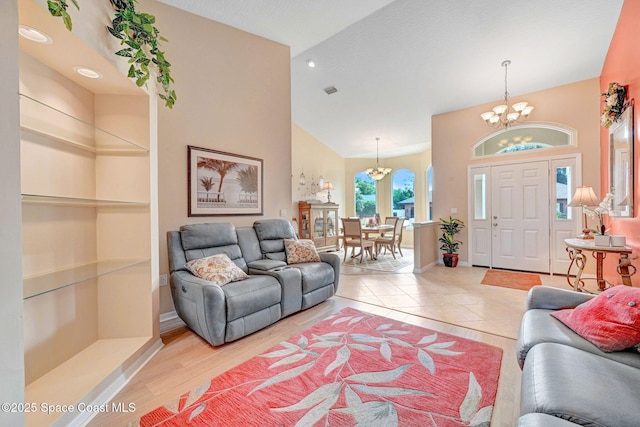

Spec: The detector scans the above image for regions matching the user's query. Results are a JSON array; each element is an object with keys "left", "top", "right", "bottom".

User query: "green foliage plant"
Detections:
[
  {"left": 46, "top": 0, "right": 176, "bottom": 109},
  {"left": 438, "top": 216, "right": 465, "bottom": 254},
  {"left": 47, "top": 0, "right": 78, "bottom": 30}
]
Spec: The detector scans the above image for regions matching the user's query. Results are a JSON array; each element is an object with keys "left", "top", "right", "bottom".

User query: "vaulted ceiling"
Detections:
[{"left": 159, "top": 0, "right": 624, "bottom": 158}]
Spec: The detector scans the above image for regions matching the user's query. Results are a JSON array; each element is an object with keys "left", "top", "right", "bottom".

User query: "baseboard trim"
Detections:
[
  {"left": 160, "top": 310, "right": 179, "bottom": 323},
  {"left": 413, "top": 261, "right": 437, "bottom": 273}
]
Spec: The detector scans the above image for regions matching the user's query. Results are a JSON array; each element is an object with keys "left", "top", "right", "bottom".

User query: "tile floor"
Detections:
[{"left": 335, "top": 248, "right": 569, "bottom": 339}]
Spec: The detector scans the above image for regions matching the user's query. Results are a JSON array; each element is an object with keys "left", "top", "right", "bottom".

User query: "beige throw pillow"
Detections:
[
  {"left": 284, "top": 239, "right": 321, "bottom": 264},
  {"left": 185, "top": 253, "right": 248, "bottom": 286}
]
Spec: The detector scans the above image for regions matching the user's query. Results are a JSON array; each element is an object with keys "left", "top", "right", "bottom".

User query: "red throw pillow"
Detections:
[{"left": 551, "top": 286, "right": 640, "bottom": 352}]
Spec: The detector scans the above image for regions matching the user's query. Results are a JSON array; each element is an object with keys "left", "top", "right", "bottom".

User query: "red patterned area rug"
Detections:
[
  {"left": 481, "top": 269, "right": 542, "bottom": 291},
  {"left": 140, "top": 307, "right": 503, "bottom": 426}
]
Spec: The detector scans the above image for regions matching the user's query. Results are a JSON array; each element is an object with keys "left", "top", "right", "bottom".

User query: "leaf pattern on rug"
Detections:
[
  {"left": 248, "top": 360, "right": 316, "bottom": 395},
  {"left": 248, "top": 314, "right": 478, "bottom": 425},
  {"left": 335, "top": 400, "right": 399, "bottom": 426},
  {"left": 459, "top": 372, "right": 494, "bottom": 426},
  {"left": 140, "top": 307, "right": 503, "bottom": 427}
]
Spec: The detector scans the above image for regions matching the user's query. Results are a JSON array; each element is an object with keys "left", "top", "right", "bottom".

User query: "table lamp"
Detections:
[
  {"left": 322, "top": 181, "right": 335, "bottom": 203},
  {"left": 568, "top": 186, "right": 600, "bottom": 239}
]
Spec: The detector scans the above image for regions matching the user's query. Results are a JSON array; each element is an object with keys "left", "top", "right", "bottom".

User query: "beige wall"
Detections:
[
  {"left": 291, "top": 123, "right": 346, "bottom": 218},
  {"left": 141, "top": 2, "right": 293, "bottom": 315},
  {"left": 413, "top": 222, "right": 440, "bottom": 271},
  {"left": 432, "top": 78, "right": 602, "bottom": 264}
]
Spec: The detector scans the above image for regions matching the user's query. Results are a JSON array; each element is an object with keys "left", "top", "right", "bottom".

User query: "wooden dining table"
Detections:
[{"left": 362, "top": 224, "right": 394, "bottom": 239}]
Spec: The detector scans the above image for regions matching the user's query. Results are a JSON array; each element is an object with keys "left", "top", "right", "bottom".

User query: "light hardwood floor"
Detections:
[{"left": 90, "top": 254, "right": 569, "bottom": 426}]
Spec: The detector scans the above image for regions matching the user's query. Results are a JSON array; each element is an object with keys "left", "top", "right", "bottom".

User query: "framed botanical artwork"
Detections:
[{"left": 188, "top": 145, "right": 263, "bottom": 216}]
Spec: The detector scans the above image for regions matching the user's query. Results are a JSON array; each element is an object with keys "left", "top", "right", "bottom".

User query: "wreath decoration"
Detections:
[{"left": 600, "top": 82, "right": 627, "bottom": 127}]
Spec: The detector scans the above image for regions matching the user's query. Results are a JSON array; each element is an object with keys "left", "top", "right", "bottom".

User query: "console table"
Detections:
[{"left": 564, "top": 238, "right": 635, "bottom": 293}]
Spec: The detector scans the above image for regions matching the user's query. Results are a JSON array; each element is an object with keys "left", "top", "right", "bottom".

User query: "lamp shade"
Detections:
[
  {"left": 322, "top": 181, "right": 335, "bottom": 191},
  {"left": 568, "top": 186, "right": 600, "bottom": 207}
]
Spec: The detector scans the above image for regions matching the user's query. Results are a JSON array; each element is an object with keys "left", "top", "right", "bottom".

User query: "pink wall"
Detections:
[{"left": 600, "top": 0, "right": 640, "bottom": 286}]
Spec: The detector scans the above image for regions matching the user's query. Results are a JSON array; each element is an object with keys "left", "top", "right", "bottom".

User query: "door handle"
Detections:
[
  {"left": 493, "top": 216, "right": 498, "bottom": 219},
  {"left": 493, "top": 223, "right": 498, "bottom": 227}
]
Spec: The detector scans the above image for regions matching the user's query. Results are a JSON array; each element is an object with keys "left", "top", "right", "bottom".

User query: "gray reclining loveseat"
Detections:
[
  {"left": 167, "top": 219, "right": 340, "bottom": 346},
  {"left": 515, "top": 286, "right": 640, "bottom": 426}
]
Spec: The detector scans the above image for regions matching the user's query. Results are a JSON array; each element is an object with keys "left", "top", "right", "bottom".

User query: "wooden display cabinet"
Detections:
[{"left": 298, "top": 202, "right": 339, "bottom": 252}]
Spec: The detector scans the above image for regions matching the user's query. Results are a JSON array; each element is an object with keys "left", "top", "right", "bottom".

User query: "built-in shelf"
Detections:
[
  {"left": 21, "top": 193, "right": 149, "bottom": 207},
  {"left": 19, "top": 93, "right": 148, "bottom": 154},
  {"left": 23, "top": 259, "right": 150, "bottom": 300},
  {"left": 25, "top": 337, "right": 152, "bottom": 427},
  {"left": 18, "top": 5, "right": 155, "bottom": 422}
]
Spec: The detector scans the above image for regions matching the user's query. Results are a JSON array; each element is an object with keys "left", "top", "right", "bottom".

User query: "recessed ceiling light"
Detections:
[
  {"left": 18, "top": 25, "right": 52, "bottom": 44},
  {"left": 74, "top": 66, "right": 103, "bottom": 79},
  {"left": 306, "top": 59, "right": 316, "bottom": 68}
]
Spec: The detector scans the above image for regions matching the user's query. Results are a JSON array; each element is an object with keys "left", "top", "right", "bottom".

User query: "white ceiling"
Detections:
[{"left": 158, "top": 0, "right": 623, "bottom": 158}]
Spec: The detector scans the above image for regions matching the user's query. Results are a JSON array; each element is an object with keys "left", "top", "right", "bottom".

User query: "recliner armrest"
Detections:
[
  {"left": 319, "top": 253, "right": 341, "bottom": 291},
  {"left": 526, "top": 286, "right": 595, "bottom": 310},
  {"left": 170, "top": 270, "right": 227, "bottom": 346}
]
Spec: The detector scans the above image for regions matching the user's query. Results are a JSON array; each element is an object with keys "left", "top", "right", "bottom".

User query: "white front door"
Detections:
[{"left": 491, "top": 161, "right": 550, "bottom": 272}]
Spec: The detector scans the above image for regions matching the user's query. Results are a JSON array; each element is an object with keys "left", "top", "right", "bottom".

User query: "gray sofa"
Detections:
[
  {"left": 167, "top": 219, "right": 340, "bottom": 346},
  {"left": 515, "top": 286, "right": 640, "bottom": 426}
]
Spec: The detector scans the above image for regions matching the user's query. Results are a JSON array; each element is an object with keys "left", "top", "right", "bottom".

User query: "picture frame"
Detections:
[{"left": 188, "top": 145, "right": 263, "bottom": 216}]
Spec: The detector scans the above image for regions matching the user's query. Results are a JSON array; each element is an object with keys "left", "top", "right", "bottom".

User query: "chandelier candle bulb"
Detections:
[
  {"left": 493, "top": 105, "right": 508, "bottom": 115},
  {"left": 513, "top": 102, "right": 528, "bottom": 112}
]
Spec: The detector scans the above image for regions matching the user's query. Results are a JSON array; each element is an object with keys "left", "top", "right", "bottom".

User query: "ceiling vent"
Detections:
[{"left": 324, "top": 86, "right": 338, "bottom": 95}]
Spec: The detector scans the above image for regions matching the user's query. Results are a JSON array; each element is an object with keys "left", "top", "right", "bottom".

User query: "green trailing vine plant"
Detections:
[
  {"left": 47, "top": 0, "right": 78, "bottom": 30},
  {"left": 46, "top": 0, "right": 176, "bottom": 108}
]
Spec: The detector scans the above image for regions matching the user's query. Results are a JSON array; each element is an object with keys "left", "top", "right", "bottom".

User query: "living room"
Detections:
[{"left": 2, "top": 1, "right": 639, "bottom": 426}]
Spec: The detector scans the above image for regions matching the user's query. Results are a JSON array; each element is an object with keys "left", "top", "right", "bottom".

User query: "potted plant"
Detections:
[{"left": 439, "top": 216, "right": 465, "bottom": 267}]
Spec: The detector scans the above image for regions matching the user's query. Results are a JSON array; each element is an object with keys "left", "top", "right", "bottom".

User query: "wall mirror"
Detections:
[{"left": 608, "top": 104, "right": 633, "bottom": 217}]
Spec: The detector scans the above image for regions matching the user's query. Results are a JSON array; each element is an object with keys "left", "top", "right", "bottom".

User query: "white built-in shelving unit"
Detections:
[{"left": 19, "top": 2, "right": 157, "bottom": 425}]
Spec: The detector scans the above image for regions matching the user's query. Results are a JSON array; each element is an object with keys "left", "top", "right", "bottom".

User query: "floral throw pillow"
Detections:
[
  {"left": 185, "top": 253, "right": 248, "bottom": 286},
  {"left": 284, "top": 239, "right": 321, "bottom": 264},
  {"left": 551, "top": 286, "right": 640, "bottom": 352}
]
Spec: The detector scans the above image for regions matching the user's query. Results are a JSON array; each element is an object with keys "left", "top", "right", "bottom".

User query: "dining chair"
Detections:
[
  {"left": 394, "top": 217, "right": 405, "bottom": 256},
  {"left": 341, "top": 218, "right": 375, "bottom": 263},
  {"left": 384, "top": 216, "right": 398, "bottom": 226},
  {"left": 374, "top": 216, "right": 397, "bottom": 256},
  {"left": 375, "top": 217, "right": 404, "bottom": 259},
  {"left": 338, "top": 217, "right": 362, "bottom": 249}
]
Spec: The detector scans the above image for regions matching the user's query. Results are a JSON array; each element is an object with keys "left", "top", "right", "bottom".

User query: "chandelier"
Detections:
[
  {"left": 481, "top": 60, "right": 534, "bottom": 128},
  {"left": 365, "top": 137, "right": 392, "bottom": 181}
]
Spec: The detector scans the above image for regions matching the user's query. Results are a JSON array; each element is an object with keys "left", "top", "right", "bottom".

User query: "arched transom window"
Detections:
[{"left": 473, "top": 124, "right": 575, "bottom": 157}]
